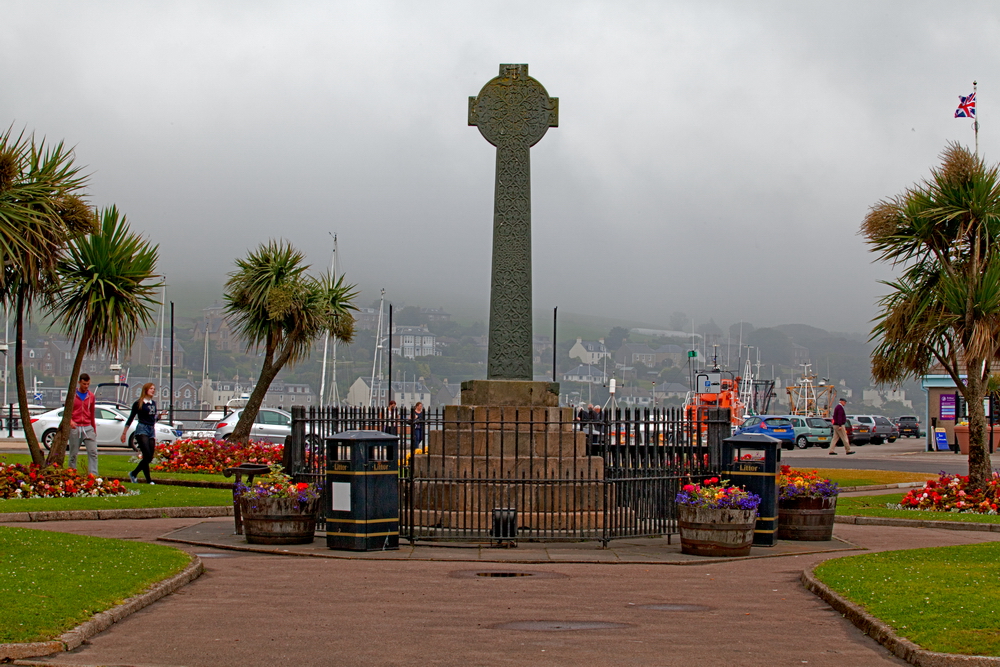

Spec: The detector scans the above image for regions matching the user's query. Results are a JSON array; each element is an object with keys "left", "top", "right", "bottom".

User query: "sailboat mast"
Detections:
[
  {"left": 369, "top": 289, "right": 385, "bottom": 406},
  {"left": 319, "top": 234, "right": 337, "bottom": 405}
]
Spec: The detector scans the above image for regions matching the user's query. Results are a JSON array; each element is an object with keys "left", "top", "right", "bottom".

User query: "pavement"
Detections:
[
  {"left": 778, "top": 435, "right": 1000, "bottom": 474},
  {"left": 6, "top": 516, "right": 1000, "bottom": 667}
]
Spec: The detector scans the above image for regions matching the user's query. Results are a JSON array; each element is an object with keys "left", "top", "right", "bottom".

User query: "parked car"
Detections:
[
  {"left": 846, "top": 417, "right": 870, "bottom": 446},
  {"left": 848, "top": 414, "right": 897, "bottom": 444},
  {"left": 214, "top": 408, "right": 294, "bottom": 444},
  {"left": 781, "top": 415, "right": 833, "bottom": 449},
  {"left": 735, "top": 415, "right": 797, "bottom": 449},
  {"left": 30, "top": 405, "right": 180, "bottom": 450},
  {"left": 895, "top": 415, "right": 921, "bottom": 438}
]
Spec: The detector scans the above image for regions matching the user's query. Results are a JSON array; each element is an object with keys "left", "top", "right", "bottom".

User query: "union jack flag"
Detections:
[{"left": 955, "top": 92, "right": 976, "bottom": 118}]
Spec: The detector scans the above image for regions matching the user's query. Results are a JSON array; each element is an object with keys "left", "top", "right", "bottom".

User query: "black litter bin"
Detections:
[
  {"left": 721, "top": 433, "right": 780, "bottom": 547},
  {"left": 326, "top": 430, "right": 399, "bottom": 551}
]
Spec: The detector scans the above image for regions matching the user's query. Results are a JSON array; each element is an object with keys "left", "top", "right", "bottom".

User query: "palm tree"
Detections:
[
  {"left": 224, "top": 240, "right": 357, "bottom": 443},
  {"left": 0, "top": 129, "right": 94, "bottom": 464},
  {"left": 862, "top": 142, "right": 1000, "bottom": 489},
  {"left": 45, "top": 206, "right": 160, "bottom": 466}
]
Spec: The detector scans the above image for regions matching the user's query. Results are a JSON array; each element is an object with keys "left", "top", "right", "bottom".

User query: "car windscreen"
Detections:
[
  {"left": 807, "top": 418, "right": 828, "bottom": 428},
  {"left": 874, "top": 417, "right": 892, "bottom": 426},
  {"left": 763, "top": 418, "right": 791, "bottom": 427}
]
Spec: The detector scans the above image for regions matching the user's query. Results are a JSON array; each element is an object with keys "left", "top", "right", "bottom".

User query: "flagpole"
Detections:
[{"left": 974, "top": 80, "right": 979, "bottom": 157}]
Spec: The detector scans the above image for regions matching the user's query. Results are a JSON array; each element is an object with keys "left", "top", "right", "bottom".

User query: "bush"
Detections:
[
  {"left": 897, "top": 471, "right": 1000, "bottom": 513},
  {"left": 153, "top": 438, "right": 283, "bottom": 474},
  {"left": 0, "top": 462, "right": 131, "bottom": 499}
]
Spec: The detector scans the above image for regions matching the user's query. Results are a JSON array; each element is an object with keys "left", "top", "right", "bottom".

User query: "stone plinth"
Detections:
[
  {"left": 409, "top": 397, "right": 612, "bottom": 534},
  {"left": 460, "top": 379, "right": 559, "bottom": 407}
]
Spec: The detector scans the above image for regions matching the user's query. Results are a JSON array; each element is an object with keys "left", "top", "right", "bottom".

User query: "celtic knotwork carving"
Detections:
[{"left": 469, "top": 64, "right": 558, "bottom": 380}]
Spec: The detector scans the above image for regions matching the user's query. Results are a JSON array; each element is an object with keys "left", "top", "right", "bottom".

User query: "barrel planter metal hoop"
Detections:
[
  {"left": 677, "top": 506, "right": 757, "bottom": 557},
  {"left": 777, "top": 496, "right": 837, "bottom": 541},
  {"left": 239, "top": 496, "right": 320, "bottom": 545}
]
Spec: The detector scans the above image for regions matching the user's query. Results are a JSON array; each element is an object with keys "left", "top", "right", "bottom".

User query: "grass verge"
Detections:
[
  {"left": 837, "top": 493, "right": 1000, "bottom": 524},
  {"left": 0, "top": 526, "right": 191, "bottom": 643},
  {"left": 814, "top": 542, "right": 1000, "bottom": 656},
  {"left": 0, "top": 483, "right": 231, "bottom": 513},
  {"left": 807, "top": 468, "right": 935, "bottom": 488},
  {"left": 0, "top": 452, "right": 229, "bottom": 484}
]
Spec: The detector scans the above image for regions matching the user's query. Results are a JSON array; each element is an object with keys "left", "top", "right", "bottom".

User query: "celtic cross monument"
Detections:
[{"left": 469, "top": 64, "right": 558, "bottom": 381}]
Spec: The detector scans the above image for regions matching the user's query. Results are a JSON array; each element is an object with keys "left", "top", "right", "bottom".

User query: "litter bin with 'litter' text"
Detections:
[
  {"left": 721, "top": 433, "right": 780, "bottom": 547},
  {"left": 326, "top": 430, "right": 399, "bottom": 551}
]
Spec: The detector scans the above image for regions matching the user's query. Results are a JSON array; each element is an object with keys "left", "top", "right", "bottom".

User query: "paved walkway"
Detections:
[{"left": 8, "top": 516, "right": 1000, "bottom": 667}]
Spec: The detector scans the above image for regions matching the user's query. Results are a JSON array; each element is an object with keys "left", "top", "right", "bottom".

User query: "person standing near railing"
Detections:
[
  {"left": 122, "top": 382, "right": 159, "bottom": 483},
  {"left": 410, "top": 401, "right": 425, "bottom": 451}
]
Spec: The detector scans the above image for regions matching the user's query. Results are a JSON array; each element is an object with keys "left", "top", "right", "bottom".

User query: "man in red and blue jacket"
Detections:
[{"left": 68, "top": 373, "right": 99, "bottom": 475}]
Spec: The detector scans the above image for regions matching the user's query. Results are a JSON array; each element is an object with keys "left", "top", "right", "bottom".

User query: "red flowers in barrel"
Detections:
[{"left": 676, "top": 476, "right": 761, "bottom": 510}]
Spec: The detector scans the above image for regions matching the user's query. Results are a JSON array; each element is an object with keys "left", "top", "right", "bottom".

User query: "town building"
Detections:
[
  {"left": 568, "top": 338, "right": 609, "bottom": 365},
  {"left": 347, "top": 377, "right": 432, "bottom": 408},
  {"left": 563, "top": 364, "right": 607, "bottom": 385},
  {"left": 391, "top": 325, "right": 437, "bottom": 359}
]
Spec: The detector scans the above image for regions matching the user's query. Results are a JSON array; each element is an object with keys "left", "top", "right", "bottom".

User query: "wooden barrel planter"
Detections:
[
  {"left": 239, "top": 496, "right": 320, "bottom": 545},
  {"left": 777, "top": 496, "right": 837, "bottom": 541},
  {"left": 677, "top": 506, "right": 757, "bottom": 557}
]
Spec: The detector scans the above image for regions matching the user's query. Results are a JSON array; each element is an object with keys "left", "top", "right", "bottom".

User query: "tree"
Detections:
[
  {"left": 606, "top": 326, "right": 629, "bottom": 351},
  {"left": 224, "top": 240, "right": 357, "bottom": 443},
  {"left": 862, "top": 143, "right": 1000, "bottom": 489},
  {"left": 45, "top": 206, "right": 160, "bottom": 465},
  {"left": 0, "top": 130, "right": 94, "bottom": 464}
]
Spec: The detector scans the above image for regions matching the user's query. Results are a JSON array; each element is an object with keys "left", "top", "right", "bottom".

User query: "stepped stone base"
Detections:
[{"left": 409, "top": 382, "right": 612, "bottom": 533}]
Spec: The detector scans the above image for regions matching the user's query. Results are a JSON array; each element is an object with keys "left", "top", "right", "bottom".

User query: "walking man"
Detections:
[
  {"left": 67, "top": 373, "right": 99, "bottom": 475},
  {"left": 829, "top": 397, "right": 854, "bottom": 455}
]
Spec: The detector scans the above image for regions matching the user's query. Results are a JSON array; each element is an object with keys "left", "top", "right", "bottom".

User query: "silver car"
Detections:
[
  {"left": 848, "top": 414, "right": 897, "bottom": 444},
  {"left": 214, "top": 408, "right": 293, "bottom": 444},
  {"left": 31, "top": 405, "right": 180, "bottom": 450}
]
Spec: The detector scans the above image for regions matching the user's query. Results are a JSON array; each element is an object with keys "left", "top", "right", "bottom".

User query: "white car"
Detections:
[
  {"left": 214, "top": 408, "right": 293, "bottom": 444},
  {"left": 30, "top": 405, "right": 180, "bottom": 450}
]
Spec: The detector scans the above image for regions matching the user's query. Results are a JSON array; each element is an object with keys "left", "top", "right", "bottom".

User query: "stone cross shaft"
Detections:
[{"left": 469, "top": 64, "right": 558, "bottom": 380}]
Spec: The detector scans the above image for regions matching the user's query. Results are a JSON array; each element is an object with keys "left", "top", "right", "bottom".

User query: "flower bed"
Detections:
[
  {"left": 896, "top": 471, "right": 1000, "bottom": 514},
  {"left": 0, "top": 462, "right": 131, "bottom": 499},
  {"left": 152, "top": 438, "right": 283, "bottom": 475},
  {"left": 778, "top": 465, "right": 839, "bottom": 500}
]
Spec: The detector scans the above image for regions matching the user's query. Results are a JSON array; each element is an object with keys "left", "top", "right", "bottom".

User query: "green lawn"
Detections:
[
  {"left": 837, "top": 493, "right": 1000, "bottom": 524},
  {"left": 810, "top": 468, "right": 935, "bottom": 488},
  {"left": 815, "top": 542, "right": 1000, "bottom": 656},
  {"left": 0, "top": 452, "right": 229, "bottom": 484},
  {"left": 0, "top": 526, "right": 191, "bottom": 643},
  {"left": 0, "top": 483, "right": 231, "bottom": 513}
]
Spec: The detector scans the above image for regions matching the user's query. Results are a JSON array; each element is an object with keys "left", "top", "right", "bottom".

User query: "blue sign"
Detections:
[
  {"left": 33, "top": 392, "right": 43, "bottom": 403},
  {"left": 934, "top": 429, "right": 951, "bottom": 451}
]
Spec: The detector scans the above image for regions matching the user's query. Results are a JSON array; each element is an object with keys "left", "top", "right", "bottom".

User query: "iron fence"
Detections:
[{"left": 287, "top": 404, "right": 728, "bottom": 546}]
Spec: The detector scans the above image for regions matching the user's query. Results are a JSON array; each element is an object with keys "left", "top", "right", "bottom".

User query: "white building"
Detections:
[
  {"left": 568, "top": 338, "right": 609, "bottom": 365},
  {"left": 391, "top": 326, "right": 437, "bottom": 359},
  {"left": 347, "top": 377, "right": 432, "bottom": 408},
  {"left": 563, "top": 364, "right": 607, "bottom": 384}
]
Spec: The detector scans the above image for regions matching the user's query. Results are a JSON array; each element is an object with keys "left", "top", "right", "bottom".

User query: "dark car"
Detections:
[
  {"left": 825, "top": 417, "right": 864, "bottom": 447},
  {"left": 896, "top": 415, "right": 921, "bottom": 438}
]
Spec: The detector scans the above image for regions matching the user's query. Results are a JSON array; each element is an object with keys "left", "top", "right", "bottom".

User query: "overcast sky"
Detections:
[{"left": 4, "top": 1, "right": 997, "bottom": 334}]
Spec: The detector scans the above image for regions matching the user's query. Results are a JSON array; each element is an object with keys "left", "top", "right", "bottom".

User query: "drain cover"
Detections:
[
  {"left": 493, "top": 621, "right": 632, "bottom": 632},
  {"left": 637, "top": 603, "right": 712, "bottom": 612},
  {"left": 449, "top": 570, "right": 567, "bottom": 580}
]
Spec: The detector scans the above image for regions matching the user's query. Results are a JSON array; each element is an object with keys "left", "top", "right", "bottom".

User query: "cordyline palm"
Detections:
[
  {"left": 45, "top": 206, "right": 160, "bottom": 466},
  {"left": 863, "top": 142, "right": 1000, "bottom": 489},
  {"left": 0, "top": 129, "right": 95, "bottom": 464},
  {"left": 224, "top": 240, "right": 357, "bottom": 443}
]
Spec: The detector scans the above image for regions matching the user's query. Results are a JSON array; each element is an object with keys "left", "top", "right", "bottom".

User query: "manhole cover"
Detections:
[
  {"left": 493, "top": 621, "right": 632, "bottom": 632},
  {"left": 449, "top": 570, "right": 567, "bottom": 580},
  {"left": 637, "top": 603, "right": 713, "bottom": 612},
  {"left": 195, "top": 552, "right": 238, "bottom": 558}
]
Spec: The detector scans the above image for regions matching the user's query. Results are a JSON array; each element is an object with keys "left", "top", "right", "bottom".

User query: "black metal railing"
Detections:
[{"left": 287, "top": 404, "right": 728, "bottom": 546}]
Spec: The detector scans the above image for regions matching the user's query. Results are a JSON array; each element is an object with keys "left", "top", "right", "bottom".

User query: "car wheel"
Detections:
[
  {"left": 819, "top": 442, "right": 831, "bottom": 449},
  {"left": 41, "top": 429, "right": 57, "bottom": 451},
  {"left": 781, "top": 442, "right": 794, "bottom": 450},
  {"left": 795, "top": 435, "right": 809, "bottom": 449},
  {"left": 872, "top": 436, "right": 883, "bottom": 445},
  {"left": 128, "top": 433, "right": 137, "bottom": 450},
  {"left": 221, "top": 433, "right": 233, "bottom": 442}
]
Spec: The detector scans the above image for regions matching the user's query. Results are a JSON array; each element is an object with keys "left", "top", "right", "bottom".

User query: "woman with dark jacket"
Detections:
[{"left": 122, "top": 382, "right": 159, "bottom": 484}]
